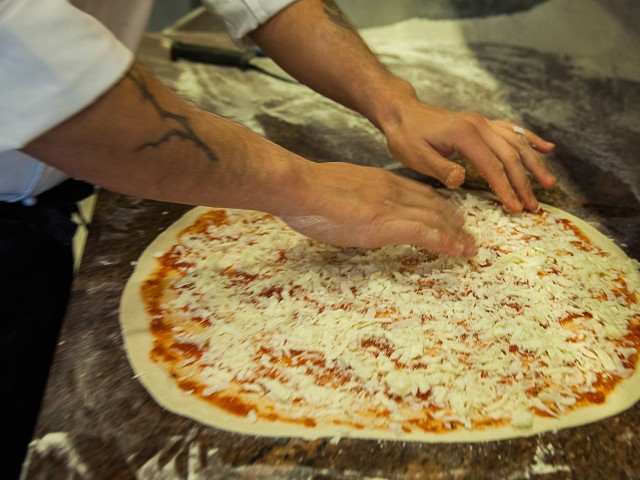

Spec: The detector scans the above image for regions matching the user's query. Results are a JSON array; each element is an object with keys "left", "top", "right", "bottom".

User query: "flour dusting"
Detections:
[{"left": 25, "top": 432, "right": 90, "bottom": 478}]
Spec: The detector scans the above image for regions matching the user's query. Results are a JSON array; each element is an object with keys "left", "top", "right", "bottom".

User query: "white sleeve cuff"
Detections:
[
  {"left": 202, "top": 0, "right": 297, "bottom": 45},
  {"left": 0, "top": 0, "right": 134, "bottom": 152}
]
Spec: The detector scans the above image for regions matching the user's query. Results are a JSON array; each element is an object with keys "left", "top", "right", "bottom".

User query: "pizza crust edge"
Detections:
[{"left": 119, "top": 194, "right": 640, "bottom": 442}]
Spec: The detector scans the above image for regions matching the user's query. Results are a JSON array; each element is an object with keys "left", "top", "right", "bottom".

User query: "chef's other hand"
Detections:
[
  {"left": 382, "top": 102, "right": 556, "bottom": 213},
  {"left": 281, "top": 161, "right": 477, "bottom": 257}
]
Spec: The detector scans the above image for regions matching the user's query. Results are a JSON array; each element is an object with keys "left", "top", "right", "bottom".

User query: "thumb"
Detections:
[{"left": 392, "top": 142, "right": 465, "bottom": 188}]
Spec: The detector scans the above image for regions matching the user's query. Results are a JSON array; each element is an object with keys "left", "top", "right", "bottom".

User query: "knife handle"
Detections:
[{"left": 170, "top": 41, "right": 254, "bottom": 69}]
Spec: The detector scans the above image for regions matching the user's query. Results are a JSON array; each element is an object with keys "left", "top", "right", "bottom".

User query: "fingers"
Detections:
[
  {"left": 393, "top": 181, "right": 464, "bottom": 218},
  {"left": 383, "top": 104, "right": 556, "bottom": 214},
  {"left": 455, "top": 131, "right": 524, "bottom": 212},
  {"left": 285, "top": 209, "right": 477, "bottom": 258},
  {"left": 363, "top": 206, "right": 477, "bottom": 257},
  {"left": 473, "top": 129, "right": 538, "bottom": 211},
  {"left": 354, "top": 176, "right": 478, "bottom": 257},
  {"left": 457, "top": 118, "right": 556, "bottom": 212},
  {"left": 417, "top": 149, "right": 466, "bottom": 188},
  {"left": 495, "top": 123, "right": 557, "bottom": 189},
  {"left": 282, "top": 163, "right": 477, "bottom": 258},
  {"left": 378, "top": 174, "right": 469, "bottom": 234},
  {"left": 389, "top": 141, "right": 465, "bottom": 189},
  {"left": 501, "top": 122, "right": 556, "bottom": 153}
]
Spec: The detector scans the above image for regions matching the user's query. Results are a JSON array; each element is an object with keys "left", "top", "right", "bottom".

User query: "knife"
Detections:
[{"left": 170, "top": 41, "right": 297, "bottom": 84}]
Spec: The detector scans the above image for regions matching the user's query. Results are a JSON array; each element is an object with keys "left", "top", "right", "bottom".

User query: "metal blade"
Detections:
[{"left": 249, "top": 57, "right": 298, "bottom": 84}]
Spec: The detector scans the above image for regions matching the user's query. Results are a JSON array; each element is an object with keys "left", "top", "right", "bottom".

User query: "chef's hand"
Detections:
[
  {"left": 24, "top": 61, "right": 474, "bottom": 258},
  {"left": 249, "top": 0, "right": 555, "bottom": 213},
  {"left": 382, "top": 101, "right": 556, "bottom": 212},
  {"left": 280, "top": 161, "right": 477, "bottom": 257}
]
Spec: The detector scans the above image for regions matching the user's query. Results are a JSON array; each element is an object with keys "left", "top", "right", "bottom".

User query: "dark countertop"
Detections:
[{"left": 22, "top": 3, "right": 640, "bottom": 479}]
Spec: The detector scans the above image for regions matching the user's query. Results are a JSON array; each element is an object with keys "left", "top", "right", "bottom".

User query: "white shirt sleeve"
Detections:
[
  {"left": 202, "top": 0, "right": 297, "bottom": 44},
  {"left": 0, "top": 0, "right": 134, "bottom": 152}
]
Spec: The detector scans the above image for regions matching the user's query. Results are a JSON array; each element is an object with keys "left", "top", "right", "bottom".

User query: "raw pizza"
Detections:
[{"left": 120, "top": 191, "right": 640, "bottom": 442}]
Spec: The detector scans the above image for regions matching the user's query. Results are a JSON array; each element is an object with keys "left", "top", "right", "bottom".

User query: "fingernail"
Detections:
[
  {"left": 465, "top": 243, "right": 478, "bottom": 257},
  {"left": 512, "top": 200, "right": 523, "bottom": 212},
  {"left": 446, "top": 167, "right": 465, "bottom": 188}
]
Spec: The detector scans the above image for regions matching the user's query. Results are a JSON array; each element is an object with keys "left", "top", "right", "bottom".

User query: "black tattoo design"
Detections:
[
  {"left": 321, "top": 0, "right": 353, "bottom": 30},
  {"left": 126, "top": 67, "right": 218, "bottom": 162}
]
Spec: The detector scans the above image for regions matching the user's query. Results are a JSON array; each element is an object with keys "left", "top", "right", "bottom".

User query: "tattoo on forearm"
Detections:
[
  {"left": 126, "top": 66, "right": 218, "bottom": 162},
  {"left": 321, "top": 0, "right": 353, "bottom": 30}
]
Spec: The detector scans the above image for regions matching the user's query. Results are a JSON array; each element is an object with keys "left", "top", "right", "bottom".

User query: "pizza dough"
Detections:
[{"left": 119, "top": 191, "right": 640, "bottom": 442}]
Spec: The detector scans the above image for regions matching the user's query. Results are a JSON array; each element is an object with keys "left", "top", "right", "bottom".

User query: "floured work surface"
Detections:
[{"left": 119, "top": 191, "right": 640, "bottom": 442}]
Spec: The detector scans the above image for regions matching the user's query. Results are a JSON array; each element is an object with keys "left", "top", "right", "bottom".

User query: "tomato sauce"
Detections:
[{"left": 142, "top": 208, "right": 640, "bottom": 436}]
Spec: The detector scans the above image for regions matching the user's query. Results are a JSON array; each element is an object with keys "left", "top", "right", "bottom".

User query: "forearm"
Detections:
[
  {"left": 251, "top": 0, "right": 556, "bottom": 213},
  {"left": 23, "top": 61, "right": 476, "bottom": 256},
  {"left": 249, "top": 0, "right": 416, "bottom": 131},
  {"left": 23, "top": 63, "right": 308, "bottom": 216}
]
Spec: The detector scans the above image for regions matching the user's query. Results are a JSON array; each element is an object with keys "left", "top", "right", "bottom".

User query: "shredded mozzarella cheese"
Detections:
[{"left": 151, "top": 193, "right": 640, "bottom": 432}]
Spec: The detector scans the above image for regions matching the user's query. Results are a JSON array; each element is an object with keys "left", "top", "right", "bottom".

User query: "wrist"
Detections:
[
  {"left": 360, "top": 76, "right": 418, "bottom": 132},
  {"left": 227, "top": 134, "right": 312, "bottom": 217}
]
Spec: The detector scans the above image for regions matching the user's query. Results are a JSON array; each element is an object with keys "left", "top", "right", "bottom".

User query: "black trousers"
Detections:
[{"left": 0, "top": 180, "right": 94, "bottom": 479}]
